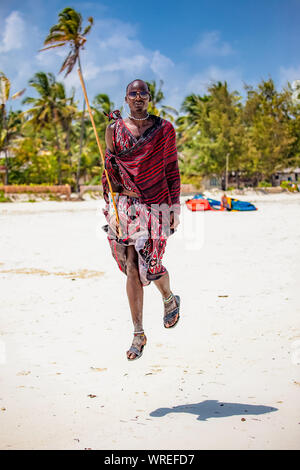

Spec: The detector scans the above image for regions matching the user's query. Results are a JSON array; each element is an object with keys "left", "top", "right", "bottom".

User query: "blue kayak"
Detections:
[{"left": 187, "top": 194, "right": 257, "bottom": 211}]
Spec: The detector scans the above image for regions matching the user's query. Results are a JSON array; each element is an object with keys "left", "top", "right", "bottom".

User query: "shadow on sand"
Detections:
[{"left": 150, "top": 400, "right": 278, "bottom": 421}]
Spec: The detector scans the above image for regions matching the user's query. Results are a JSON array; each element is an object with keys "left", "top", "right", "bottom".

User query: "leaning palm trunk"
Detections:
[
  {"left": 4, "top": 149, "right": 8, "bottom": 185},
  {"left": 41, "top": 8, "right": 120, "bottom": 231},
  {"left": 3, "top": 115, "right": 9, "bottom": 184},
  {"left": 53, "top": 122, "right": 62, "bottom": 184},
  {"left": 76, "top": 99, "right": 85, "bottom": 193}
]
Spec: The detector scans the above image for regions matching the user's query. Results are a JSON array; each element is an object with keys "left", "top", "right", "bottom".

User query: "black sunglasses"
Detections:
[{"left": 127, "top": 91, "right": 149, "bottom": 99}]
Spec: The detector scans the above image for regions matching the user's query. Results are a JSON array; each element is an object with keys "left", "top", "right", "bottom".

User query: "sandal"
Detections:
[
  {"left": 127, "top": 331, "right": 147, "bottom": 361},
  {"left": 163, "top": 294, "right": 180, "bottom": 329}
]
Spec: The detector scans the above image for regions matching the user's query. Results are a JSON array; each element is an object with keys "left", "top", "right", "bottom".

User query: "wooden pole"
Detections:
[
  {"left": 225, "top": 153, "right": 229, "bottom": 191},
  {"left": 77, "top": 67, "right": 121, "bottom": 235},
  {"left": 76, "top": 98, "right": 85, "bottom": 193}
]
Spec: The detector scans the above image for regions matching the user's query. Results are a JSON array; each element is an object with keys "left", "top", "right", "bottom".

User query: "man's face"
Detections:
[{"left": 125, "top": 81, "right": 151, "bottom": 114}]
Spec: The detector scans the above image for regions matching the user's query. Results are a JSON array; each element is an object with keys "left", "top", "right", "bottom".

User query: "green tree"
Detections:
[
  {"left": 177, "top": 81, "right": 244, "bottom": 186},
  {"left": 41, "top": 7, "right": 94, "bottom": 191},
  {"left": 22, "top": 72, "right": 70, "bottom": 184},
  {"left": 286, "top": 82, "right": 300, "bottom": 170},
  {"left": 0, "top": 71, "right": 25, "bottom": 183},
  {"left": 243, "top": 79, "right": 296, "bottom": 183},
  {"left": 146, "top": 80, "right": 178, "bottom": 122}
]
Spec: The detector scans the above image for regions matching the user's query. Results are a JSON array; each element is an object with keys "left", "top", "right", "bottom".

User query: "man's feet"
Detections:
[
  {"left": 163, "top": 294, "right": 180, "bottom": 328},
  {"left": 127, "top": 332, "right": 147, "bottom": 360}
]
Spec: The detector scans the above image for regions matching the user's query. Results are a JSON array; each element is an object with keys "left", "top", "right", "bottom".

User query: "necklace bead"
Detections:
[{"left": 127, "top": 112, "right": 149, "bottom": 121}]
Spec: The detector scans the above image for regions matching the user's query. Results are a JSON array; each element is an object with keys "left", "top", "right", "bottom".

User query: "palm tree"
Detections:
[
  {"left": 93, "top": 93, "right": 115, "bottom": 116},
  {"left": 40, "top": 7, "right": 93, "bottom": 77},
  {"left": 0, "top": 71, "right": 25, "bottom": 184},
  {"left": 23, "top": 72, "right": 68, "bottom": 184},
  {"left": 41, "top": 7, "right": 121, "bottom": 230},
  {"left": 146, "top": 80, "right": 164, "bottom": 109},
  {"left": 146, "top": 79, "right": 178, "bottom": 121},
  {"left": 41, "top": 7, "right": 94, "bottom": 192},
  {"left": 57, "top": 84, "right": 77, "bottom": 158},
  {"left": 179, "top": 94, "right": 211, "bottom": 132}
]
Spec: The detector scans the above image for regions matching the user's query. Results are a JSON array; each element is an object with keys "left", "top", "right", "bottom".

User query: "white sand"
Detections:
[{"left": 0, "top": 193, "right": 299, "bottom": 450}]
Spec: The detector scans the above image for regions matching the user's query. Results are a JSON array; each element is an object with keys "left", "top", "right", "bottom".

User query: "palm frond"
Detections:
[
  {"left": 83, "top": 24, "right": 92, "bottom": 35},
  {"left": 22, "top": 96, "right": 36, "bottom": 105},
  {"left": 44, "top": 32, "right": 67, "bottom": 43},
  {"left": 28, "top": 72, "right": 52, "bottom": 98},
  {"left": 11, "top": 89, "right": 26, "bottom": 100},
  {"left": 59, "top": 51, "right": 78, "bottom": 77},
  {"left": 55, "top": 82, "right": 66, "bottom": 100},
  {"left": 65, "top": 54, "right": 78, "bottom": 76},
  {"left": 49, "top": 24, "right": 62, "bottom": 34},
  {"left": 59, "top": 51, "right": 72, "bottom": 75},
  {"left": 0, "top": 71, "right": 11, "bottom": 104},
  {"left": 83, "top": 17, "right": 94, "bottom": 35},
  {"left": 161, "top": 105, "right": 178, "bottom": 115},
  {"left": 39, "top": 43, "right": 66, "bottom": 52}
]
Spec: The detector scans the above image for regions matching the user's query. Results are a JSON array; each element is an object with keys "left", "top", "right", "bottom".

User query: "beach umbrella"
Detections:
[{"left": 40, "top": 7, "right": 121, "bottom": 232}]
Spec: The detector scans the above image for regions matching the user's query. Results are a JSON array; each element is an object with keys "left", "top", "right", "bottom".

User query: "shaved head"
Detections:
[{"left": 126, "top": 79, "right": 150, "bottom": 93}]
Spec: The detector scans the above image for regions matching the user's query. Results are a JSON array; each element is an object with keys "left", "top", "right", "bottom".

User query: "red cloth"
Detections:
[
  {"left": 103, "top": 195, "right": 168, "bottom": 286},
  {"left": 101, "top": 114, "right": 181, "bottom": 286},
  {"left": 102, "top": 115, "right": 180, "bottom": 209}
]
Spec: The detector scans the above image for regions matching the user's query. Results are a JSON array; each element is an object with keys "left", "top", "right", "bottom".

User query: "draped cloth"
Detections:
[{"left": 102, "top": 114, "right": 181, "bottom": 286}]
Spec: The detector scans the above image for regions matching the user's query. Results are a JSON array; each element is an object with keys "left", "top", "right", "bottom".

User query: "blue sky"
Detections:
[{"left": 0, "top": 0, "right": 299, "bottom": 112}]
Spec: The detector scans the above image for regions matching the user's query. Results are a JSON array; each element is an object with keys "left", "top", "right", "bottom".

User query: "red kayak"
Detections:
[{"left": 185, "top": 198, "right": 216, "bottom": 211}]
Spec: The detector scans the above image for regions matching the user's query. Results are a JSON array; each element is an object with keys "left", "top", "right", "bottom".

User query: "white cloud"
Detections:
[
  {"left": 279, "top": 65, "right": 300, "bottom": 88},
  {"left": 0, "top": 11, "right": 25, "bottom": 52},
  {"left": 186, "top": 66, "right": 243, "bottom": 95},
  {"left": 98, "top": 32, "right": 140, "bottom": 53},
  {"left": 101, "top": 55, "right": 149, "bottom": 73},
  {"left": 0, "top": 7, "right": 246, "bottom": 114},
  {"left": 150, "top": 51, "right": 174, "bottom": 78},
  {"left": 192, "top": 31, "right": 234, "bottom": 57},
  {"left": 82, "top": 62, "right": 101, "bottom": 80}
]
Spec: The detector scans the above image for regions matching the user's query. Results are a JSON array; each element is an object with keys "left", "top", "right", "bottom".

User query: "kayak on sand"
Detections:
[{"left": 186, "top": 194, "right": 257, "bottom": 211}]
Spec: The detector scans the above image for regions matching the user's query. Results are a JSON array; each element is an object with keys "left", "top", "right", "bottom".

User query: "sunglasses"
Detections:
[{"left": 127, "top": 91, "right": 149, "bottom": 99}]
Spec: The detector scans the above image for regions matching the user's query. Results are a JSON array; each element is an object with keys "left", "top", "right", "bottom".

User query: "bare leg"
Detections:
[
  {"left": 153, "top": 270, "right": 171, "bottom": 298},
  {"left": 153, "top": 271, "right": 179, "bottom": 327},
  {"left": 126, "top": 245, "right": 146, "bottom": 359}
]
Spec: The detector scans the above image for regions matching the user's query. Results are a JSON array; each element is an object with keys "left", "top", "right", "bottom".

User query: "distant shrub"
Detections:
[
  {"left": 88, "top": 174, "right": 101, "bottom": 185},
  {"left": 0, "top": 190, "right": 11, "bottom": 203},
  {"left": 48, "top": 194, "right": 62, "bottom": 201},
  {"left": 258, "top": 181, "right": 272, "bottom": 188},
  {"left": 180, "top": 175, "right": 203, "bottom": 189},
  {"left": 280, "top": 180, "right": 299, "bottom": 192}
]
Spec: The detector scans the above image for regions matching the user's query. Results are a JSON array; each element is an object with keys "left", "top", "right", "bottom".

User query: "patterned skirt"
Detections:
[{"left": 102, "top": 194, "right": 168, "bottom": 286}]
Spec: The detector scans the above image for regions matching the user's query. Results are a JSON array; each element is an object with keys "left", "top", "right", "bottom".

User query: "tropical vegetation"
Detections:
[{"left": 1, "top": 7, "right": 299, "bottom": 191}]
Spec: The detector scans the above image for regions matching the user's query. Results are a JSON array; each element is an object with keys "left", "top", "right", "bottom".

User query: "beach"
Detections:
[{"left": 0, "top": 192, "right": 299, "bottom": 450}]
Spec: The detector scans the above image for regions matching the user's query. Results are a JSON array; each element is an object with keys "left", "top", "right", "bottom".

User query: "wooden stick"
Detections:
[{"left": 77, "top": 67, "right": 121, "bottom": 235}]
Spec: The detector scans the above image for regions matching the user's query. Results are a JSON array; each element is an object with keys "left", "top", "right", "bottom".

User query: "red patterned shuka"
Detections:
[{"left": 102, "top": 113, "right": 181, "bottom": 286}]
